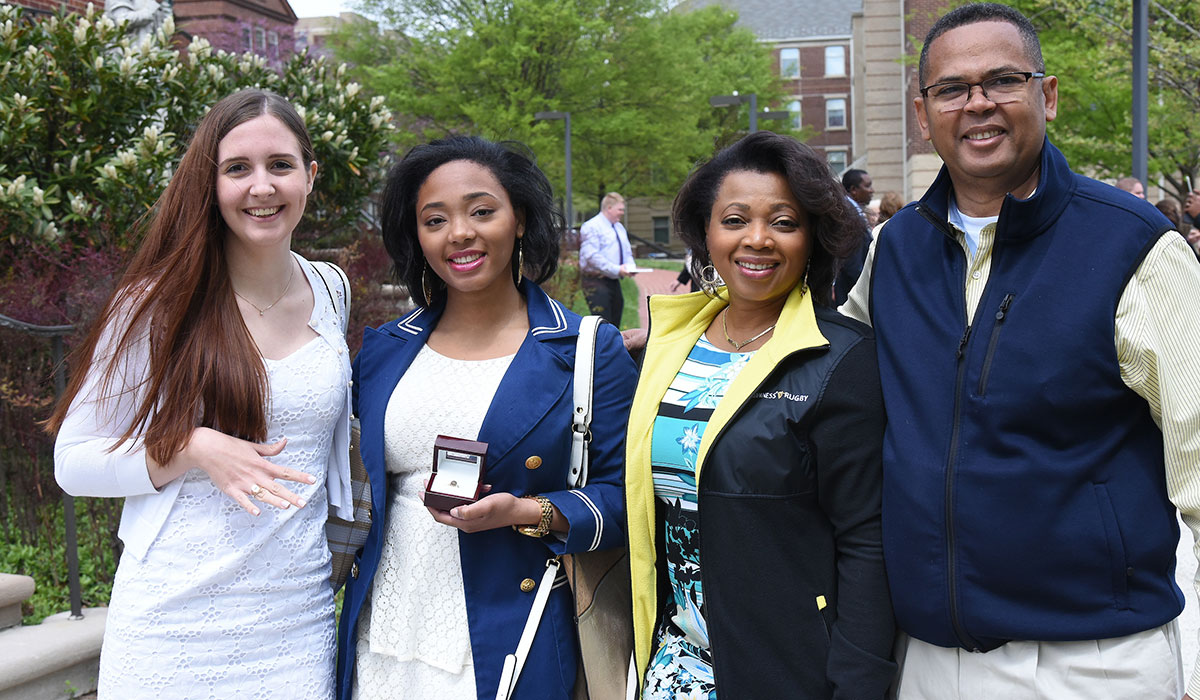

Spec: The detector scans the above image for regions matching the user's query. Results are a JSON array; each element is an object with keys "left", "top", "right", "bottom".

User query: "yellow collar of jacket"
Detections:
[{"left": 624, "top": 283, "right": 828, "bottom": 683}]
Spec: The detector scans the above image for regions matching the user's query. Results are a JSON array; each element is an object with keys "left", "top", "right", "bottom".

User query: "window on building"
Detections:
[
  {"left": 788, "top": 100, "right": 801, "bottom": 130},
  {"left": 255, "top": 27, "right": 266, "bottom": 53},
  {"left": 779, "top": 48, "right": 799, "bottom": 79},
  {"left": 825, "top": 45, "right": 846, "bottom": 77},
  {"left": 827, "top": 150, "right": 848, "bottom": 175},
  {"left": 653, "top": 216, "right": 670, "bottom": 244},
  {"left": 268, "top": 31, "right": 279, "bottom": 59},
  {"left": 826, "top": 98, "right": 846, "bottom": 129},
  {"left": 242, "top": 27, "right": 252, "bottom": 53}
]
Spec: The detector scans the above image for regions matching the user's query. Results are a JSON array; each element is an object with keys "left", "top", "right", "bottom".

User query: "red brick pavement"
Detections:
[{"left": 631, "top": 268, "right": 685, "bottom": 328}]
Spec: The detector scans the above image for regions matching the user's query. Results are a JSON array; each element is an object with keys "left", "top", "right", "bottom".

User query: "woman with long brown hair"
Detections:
[{"left": 48, "top": 89, "right": 354, "bottom": 698}]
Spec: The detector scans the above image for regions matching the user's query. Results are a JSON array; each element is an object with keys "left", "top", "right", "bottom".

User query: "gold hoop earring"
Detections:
[
  {"left": 422, "top": 263, "right": 434, "bottom": 307},
  {"left": 698, "top": 264, "right": 722, "bottom": 296},
  {"left": 514, "top": 238, "right": 524, "bottom": 287}
]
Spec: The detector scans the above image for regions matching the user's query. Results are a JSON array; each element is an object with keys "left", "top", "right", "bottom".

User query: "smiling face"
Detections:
[
  {"left": 914, "top": 21, "right": 1057, "bottom": 204},
  {"left": 216, "top": 113, "right": 316, "bottom": 250},
  {"left": 416, "top": 159, "right": 524, "bottom": 300},
  {"left": 706, "top": 169, "right": 811, "bottom": 310}
]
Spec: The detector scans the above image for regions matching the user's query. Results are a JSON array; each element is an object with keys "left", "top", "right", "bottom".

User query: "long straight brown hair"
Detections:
[{"left": 46, "top": 89, "right": 316, "bottom": 467}]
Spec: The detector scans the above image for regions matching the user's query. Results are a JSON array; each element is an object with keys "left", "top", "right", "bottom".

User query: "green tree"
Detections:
[
  {"left": 1011, "top": 0, "right": 1200, "bottom": 200},
  {"left": 334, "top": 0, "right": 785, "bottom": 209}
]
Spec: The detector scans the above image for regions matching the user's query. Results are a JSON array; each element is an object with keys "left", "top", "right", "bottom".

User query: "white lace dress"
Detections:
[
  {"left": 97, "top": 336, "right": 344, "bottom": 699},
  {"left": 352, "top": 344, "right": 515, "bottom": 700}
]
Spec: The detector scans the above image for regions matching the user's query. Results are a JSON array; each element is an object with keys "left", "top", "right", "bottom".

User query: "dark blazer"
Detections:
[{"left": 335, "top": 279, "right": 638, "bottom": 700}]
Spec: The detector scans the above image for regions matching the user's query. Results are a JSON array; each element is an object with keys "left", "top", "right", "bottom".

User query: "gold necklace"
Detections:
[
  {"left": 721, "top": 308, "right": 775, "bottom": 351},
  {"left": 233, "top": 262, "right": 295, "bottom": 316}
]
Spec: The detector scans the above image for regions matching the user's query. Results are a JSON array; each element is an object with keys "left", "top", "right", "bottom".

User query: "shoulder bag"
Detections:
[
  {"left": 496, "top": 316, "right": 636, "bottom": 700},
  {"left": 312, "top": 261, "right": 373, "bottom": 591}
]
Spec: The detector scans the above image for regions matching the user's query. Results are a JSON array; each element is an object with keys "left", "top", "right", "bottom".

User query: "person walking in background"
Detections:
[
  {"left": 579, "top": 191, "right": 635, "bottom": 326},
  {"left": 833, "top": 169, "right": 875, "bottom": 307},
  {"left": 50, "top": 89, "right": 352, "bottom": 698},
  {"left": 1116, "top": 176, "right": 1146, "bottom": 199},
  {"left": 336, "top": 136, "right": 637, "bottom": 700},
  {"left": 840, "top": 4, "right": 1200, "bottom": 698},
  {"left": 626, "top": 131, "right": 895, "bottom": 699}
]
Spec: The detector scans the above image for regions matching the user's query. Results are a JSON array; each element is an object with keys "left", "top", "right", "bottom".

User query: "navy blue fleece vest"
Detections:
[{"left": 871, "top": 141, "right": 1180, "bottom": 650}]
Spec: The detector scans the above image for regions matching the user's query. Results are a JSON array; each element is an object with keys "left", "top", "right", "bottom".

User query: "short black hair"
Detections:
[
  {"left": 380, "top": 135, "right": 562, "bottom": 308},
  {"left": 918, "top": 3, "right": 1044, "bottom": 87},
  {"left": 842, "top": 168, "right": 868, "bottom": 192},
  {"left": 672, "top": 131, "right": 863, "bottom": 308}
]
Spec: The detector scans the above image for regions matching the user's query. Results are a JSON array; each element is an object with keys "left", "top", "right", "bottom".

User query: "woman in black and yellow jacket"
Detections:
[{"left": 626, "top": 132, "right": 895, "bottom": 699}]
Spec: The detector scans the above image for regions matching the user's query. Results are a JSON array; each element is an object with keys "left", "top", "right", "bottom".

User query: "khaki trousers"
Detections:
[{"left": 895, "top": 622, "right": 1184, "bottom": 700}]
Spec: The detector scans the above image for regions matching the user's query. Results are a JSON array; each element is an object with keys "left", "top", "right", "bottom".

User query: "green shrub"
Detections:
[{"left": 0, "top": 3, "right": 394, "bottom": 252}]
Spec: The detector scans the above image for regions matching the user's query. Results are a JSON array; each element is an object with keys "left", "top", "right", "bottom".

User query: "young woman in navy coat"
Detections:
[{"left": 335, "top": 136, "right": 638, "bottom": 700}]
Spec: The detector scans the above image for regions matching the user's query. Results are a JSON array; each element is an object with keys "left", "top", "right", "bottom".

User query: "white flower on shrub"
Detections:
[
  {"left": 73, "top": 18, "right": 89, "bottom": 45},
  {"left": 191, "top": 36, "right": 213, "bottom": 59},
  {"left": 31, "top": 186, "right": 44, "bottom": 207},
  {"left": 69, "top": 192, "right": 89, "bottom": 216}
]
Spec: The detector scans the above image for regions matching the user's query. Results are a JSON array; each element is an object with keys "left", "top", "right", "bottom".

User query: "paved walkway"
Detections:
[{"left": 631, "top": 268, "right": 683, "bottom": 328}]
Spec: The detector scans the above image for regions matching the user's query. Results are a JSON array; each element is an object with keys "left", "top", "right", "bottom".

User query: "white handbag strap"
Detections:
[
  {"left": 496, "top": 558, "right": 562, "bottom": 700},
  {"left": 497, "top": 317, "right": 602, "bottom": 700},
  {"left": 569, "top": 316, "right": 601, "bottom": 490}
]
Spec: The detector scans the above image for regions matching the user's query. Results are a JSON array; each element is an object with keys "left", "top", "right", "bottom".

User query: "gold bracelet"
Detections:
[{"left": 513, "top": 495, "right": 553, "bottom": 538}]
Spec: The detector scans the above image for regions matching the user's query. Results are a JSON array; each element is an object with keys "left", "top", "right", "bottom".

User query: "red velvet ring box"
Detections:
[{"left": 424, "top": 435, "right": 488, "bottom": 511}]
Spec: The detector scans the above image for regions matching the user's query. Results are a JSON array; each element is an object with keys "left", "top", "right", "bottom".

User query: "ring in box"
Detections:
[{"left": 424, "top": 435, "right": 487, "bottom": 511}]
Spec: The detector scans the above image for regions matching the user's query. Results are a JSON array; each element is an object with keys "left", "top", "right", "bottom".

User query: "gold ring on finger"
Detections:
[{"left": 250, "top": 484, "right": 265, "bottom": 498}]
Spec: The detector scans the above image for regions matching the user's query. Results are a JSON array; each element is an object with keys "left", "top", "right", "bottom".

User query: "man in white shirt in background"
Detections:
[{"left": 579, "top": 192, "right": 634, "bottom": 326}]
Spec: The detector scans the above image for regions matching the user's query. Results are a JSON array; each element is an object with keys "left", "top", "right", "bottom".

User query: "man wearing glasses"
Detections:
[{"left": 840, "top": 3, "right": 1200, "bottom": 698}]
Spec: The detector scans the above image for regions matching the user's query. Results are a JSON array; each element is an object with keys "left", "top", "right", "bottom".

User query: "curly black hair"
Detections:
[
  {"left": 672, "top": 131, "right": 862, "bottom": 307},
  {"left": 380, "top": 135, "right": 562, "bottom": 308}
]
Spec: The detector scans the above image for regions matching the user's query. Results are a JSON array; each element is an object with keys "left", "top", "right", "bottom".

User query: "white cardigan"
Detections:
[{"left": 54, "top": 254, "right": 354, "bottom": 560}]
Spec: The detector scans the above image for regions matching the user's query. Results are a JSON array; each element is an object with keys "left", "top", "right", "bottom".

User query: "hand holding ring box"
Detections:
[{"left": 424, "top": 435, "right": 487, "bottom": 511}]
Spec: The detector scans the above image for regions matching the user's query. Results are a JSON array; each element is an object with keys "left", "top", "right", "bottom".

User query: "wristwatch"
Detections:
[{"left": 513, "top": 495, "right": 553, "bottom": 538}]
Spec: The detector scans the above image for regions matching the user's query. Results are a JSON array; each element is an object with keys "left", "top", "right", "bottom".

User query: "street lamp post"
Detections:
[
  {"left": 535, "top": 110, "right": 572, "bottom": 231},
  {"left": 709, "top": 93, "right": 788, "bottom": 133},
  {"left": 1132, "top": 0, "right": 1148, "bottom": 186}
]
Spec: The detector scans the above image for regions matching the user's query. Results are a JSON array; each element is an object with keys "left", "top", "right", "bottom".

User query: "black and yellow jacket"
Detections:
[{"left": 626, "top": 285, "right": 896, "bottom": 699}]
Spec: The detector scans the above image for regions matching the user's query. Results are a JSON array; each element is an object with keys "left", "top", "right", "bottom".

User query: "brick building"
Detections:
[
  {"left": 8, "top": 0, "right": 102, "bottom": 15},
  {"left": 9, "top": 0, "right": 300, "bottom": 65},
  {"left": 680, "top": 0, "right": 861, "bottom": 175},
  {"left": 173, "top": 0, "right": 299, "bottom": 63}
]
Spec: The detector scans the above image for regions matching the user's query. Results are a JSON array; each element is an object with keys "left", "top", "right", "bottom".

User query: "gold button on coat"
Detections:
[
  {"left": 525, "top": 455, "right": 542, "bottom": 470},
  {"left": 520, "top": 578, "right": 536, "bottom": 592}
]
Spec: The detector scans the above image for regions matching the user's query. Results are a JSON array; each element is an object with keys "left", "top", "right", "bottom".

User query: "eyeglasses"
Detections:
[{"left": 920, "top": 71, "right": 1045, "bottom": 112}]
